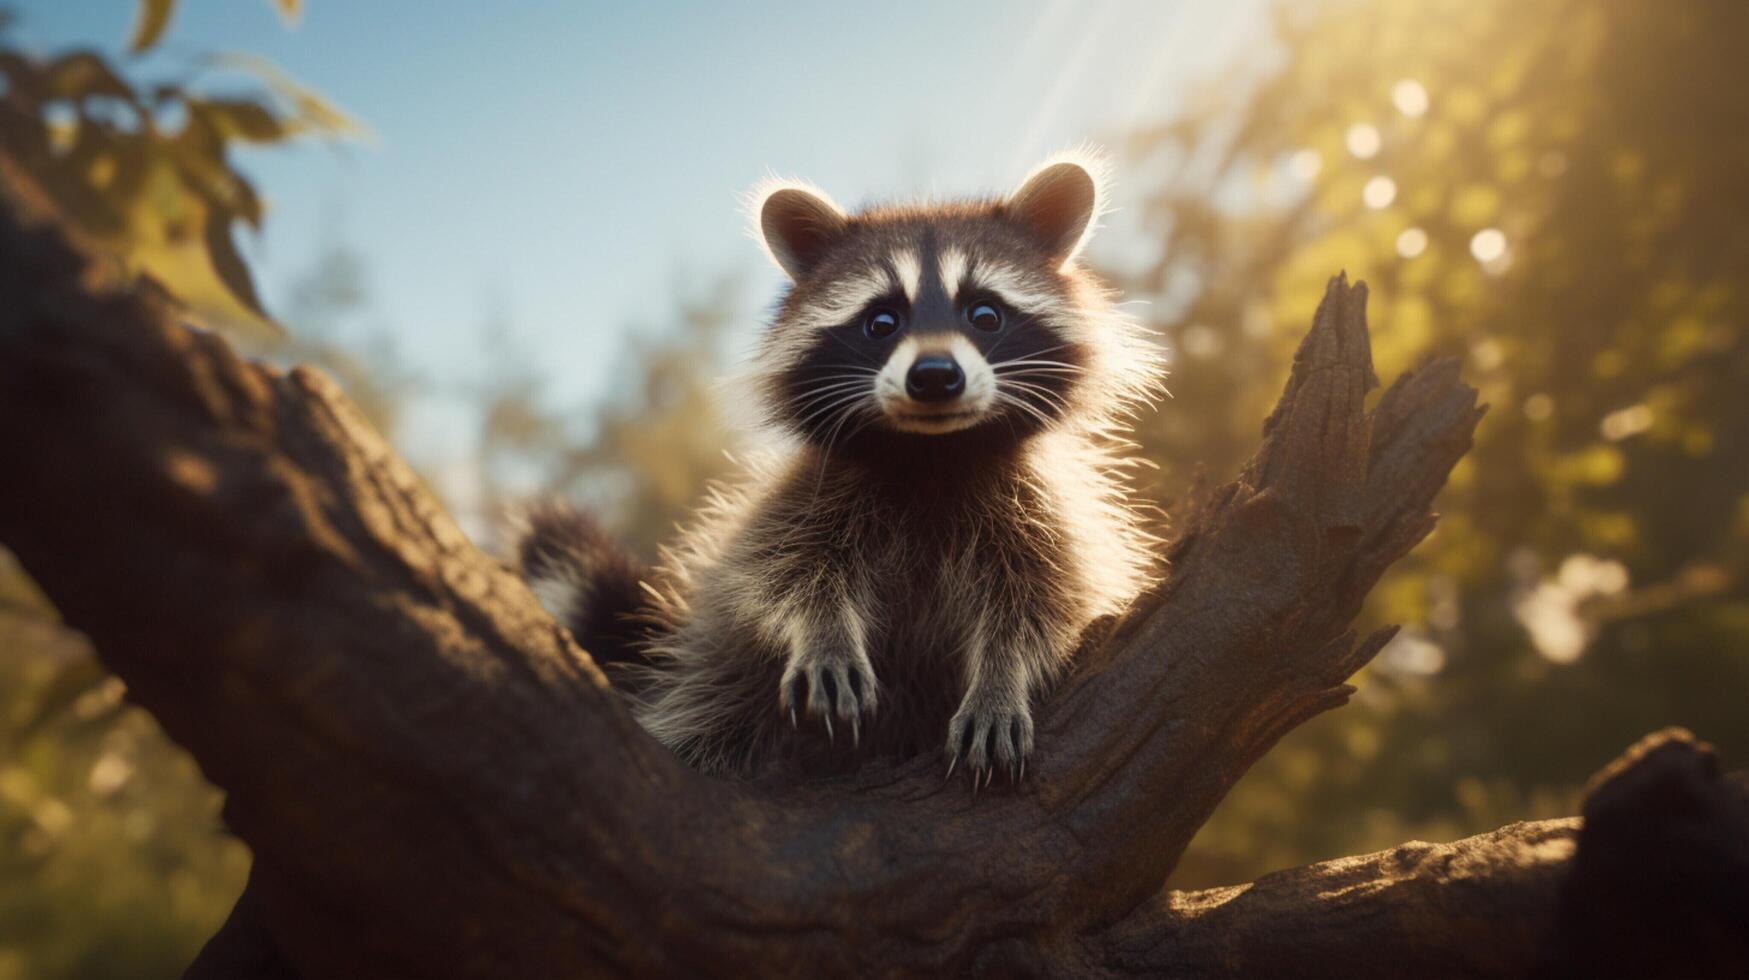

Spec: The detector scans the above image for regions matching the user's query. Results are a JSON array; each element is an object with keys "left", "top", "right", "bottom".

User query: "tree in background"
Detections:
[
  {"left": 510, "top": 276, "right": 745, "bottom": 560},
  {"left": 1123, "top": 0, "right": 1749, "bottom": 885}
]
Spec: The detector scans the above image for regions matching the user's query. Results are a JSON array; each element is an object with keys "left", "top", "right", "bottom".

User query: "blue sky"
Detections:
[{"left": 11, "top": 0, "right": 1266, "bottom": 498}]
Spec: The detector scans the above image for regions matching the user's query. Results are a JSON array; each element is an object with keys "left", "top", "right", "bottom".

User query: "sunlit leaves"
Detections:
[
  {"left": 1, "top": 23, "right": 360, "bottom": 338},
  {"left": 210, "top": 52, "right": 369, "bottom": 139},
  {"left": 128, "top": 0, "right": 307, "bottom": 54},
  {"left": 39, "top": 51, "right": 135, "bottom": 100},
  {"left": 127, "top": 0, "right": 175, "bottom": 53},
  {"left": 1127, "top": 0, "right": 1749, "bottom": 889}
]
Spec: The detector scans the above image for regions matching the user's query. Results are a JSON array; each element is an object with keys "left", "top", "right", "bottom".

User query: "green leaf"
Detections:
[
  {"left": 202, "top": 208, "right": 277, "bottom": 333},
  {"left": 42, "top": 52, "right": 135, "bottom": 101},
  {"left": 208, "top": 51, "right": 372, "bottom": 140},
  {"left": 118, "top": 156, "right": 284, "bottom": 339},
  {"left": 189, "top": 96, "right": 293, "bottom": 144},
  {"left": 128, "top": 0, "right": 177, "bottom": 53}
]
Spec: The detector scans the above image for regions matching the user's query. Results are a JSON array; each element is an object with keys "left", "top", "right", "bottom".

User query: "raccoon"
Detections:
[{"left": 520, "top": 151, "right": 1164, "bottom": 782}]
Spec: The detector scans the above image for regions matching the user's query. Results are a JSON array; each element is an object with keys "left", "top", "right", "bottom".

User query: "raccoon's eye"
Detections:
[
  {"left": 966, "top": 301, "right": 1004, "bottom": 332},
  {"left": 864, "top": 308, "right": 900, "bottom": 340}
]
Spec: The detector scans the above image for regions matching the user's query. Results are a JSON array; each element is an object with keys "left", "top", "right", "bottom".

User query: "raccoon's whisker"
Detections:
[
  {"left": 998, "top": 380, "right": 1072, "bottom": 417},
  {"left": 992, "top": 358, "right": 1084, "bottom": 373},
  {"left": 789, "top": 390, "right": 871, "bottom": 424},
  {"left": 997, "top": 373, "right": 1083, "bottom": 390},
  {"left": 809, "top": 401, "right": 874, "bottom": 498},
  {"left": 996, "top": 371, "right": 1083, "bottom": 395},
  {"left": 793, "top": 374, "right": 881, "bottom": 397},
  {"left": 791, "top": 377, "right": 878, "bottom": 402},
  {"left": 1000, "top": 383, "right": 1061, "bottom": 415},
  {"left": 994, "top": 369, "right": 1085, "bottom": 384},
  {"left": 811, "top": 389, "right": 871, "bottom": 446},
  {"left": 796, "top": 399, "right": 870, "bottom": 436},
  {"left": 794, "top": 391, "right": 872, "bottom": 432},
  {"left": 984, "top": 336, "right": 1069, "bottom": 365},
  {"left": 990, "top": 342, "right": 1073, "bottom": 364},
  {"left": 999, "top": 400, "right": 1054, "bottom": 432},
  {"left": 792, "top": 379, "right": 876, "bottom": 405},
  {"left": 795, "top": 380, "right": 871, "bottom": 398},
  {"left": 818, "top": 400, "right": 871, "bottom": 457},
  {"left": 999, "top": 376, "right": 1071, "bottom": 401},
  {"left": 834, "top": 409, "right": 881, "bottom": 448},
  {"left": 993, "top": 390, "right": 1056, "bottom": 430},
  {"left": 803, "top": 370, "right": 882, "bottom": 385},
  {"left": 811, "top": 365, "right": 884, "bottom": 377}
]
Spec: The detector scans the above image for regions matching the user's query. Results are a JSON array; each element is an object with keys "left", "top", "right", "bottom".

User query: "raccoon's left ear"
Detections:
[
  {"left": 1005, "top": 154, "right": 1108, "bottom": 268},
  {"left": 752, "top": 180, "right": 849, "bottom": 281}
]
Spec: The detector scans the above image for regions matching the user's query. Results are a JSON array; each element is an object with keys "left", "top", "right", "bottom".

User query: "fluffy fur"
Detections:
[
  {"left": 522, "top": 150, "right": 1164, "bottom": 781},
  {"left": 516, "top": 502, "right": 652, "bottom": 681}
]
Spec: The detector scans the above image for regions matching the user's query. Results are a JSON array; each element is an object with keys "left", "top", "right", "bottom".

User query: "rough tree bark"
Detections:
[{"left": 1, "top": 193, "right": 1745, "bottom": 978}]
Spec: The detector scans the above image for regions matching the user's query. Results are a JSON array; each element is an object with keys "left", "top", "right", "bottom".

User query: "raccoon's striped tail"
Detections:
[{"left": 515, "top": 502, "right": 652, "bottom": 677}]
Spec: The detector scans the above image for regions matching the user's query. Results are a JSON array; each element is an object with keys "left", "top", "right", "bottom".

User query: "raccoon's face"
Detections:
[{"left": 751, "top": 155, "right": 1137, "bottom": 455}]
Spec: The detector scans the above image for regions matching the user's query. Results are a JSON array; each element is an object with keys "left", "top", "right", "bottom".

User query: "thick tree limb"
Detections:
[
  {"left": 1099, "top": 728, "right": 1749, "bottom": 979},
  {"left": 2, "top": 193, "right": 1743, "bottom": 977}
]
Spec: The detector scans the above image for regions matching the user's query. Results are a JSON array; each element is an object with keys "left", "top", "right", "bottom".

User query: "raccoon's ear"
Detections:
[
  {"left": 753, "top": 181, "right": 849, "bottom": 281},
  {"left": 1005, "top": 155, "right": 1107, "bottom": 267}
]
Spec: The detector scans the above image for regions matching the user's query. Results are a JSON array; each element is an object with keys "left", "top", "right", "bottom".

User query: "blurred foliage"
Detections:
[
  {"left": 510, "top": 280, "right": 748, "bottom": 560},
  {"left": 1121, "top": 0, "right": 1749, "bottom": 886},
  {"left": 0, "top": 0, "right": 359, "bottom": 338},
  {"left": 0, "top": 550, "right": 250, "bottom": 980},
  {"left": 262, "top": 236, "right": 423, "bottom": 441}
]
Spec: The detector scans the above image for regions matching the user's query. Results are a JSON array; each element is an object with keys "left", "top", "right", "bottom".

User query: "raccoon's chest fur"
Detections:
[
  {"left": 788, "top": 457, "right": 1072, "bottom": 716},
  {"left": 636, "top": 431, "right": 1148, "bottom": 774}
]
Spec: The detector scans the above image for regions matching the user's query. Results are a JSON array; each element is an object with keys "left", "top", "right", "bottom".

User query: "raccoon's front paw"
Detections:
[
  {"left": 779, "top": 648, "right": 879, "bottom": 744},
  {"left": 946, "top": 696, "right": 1034, "bottom": 788}
]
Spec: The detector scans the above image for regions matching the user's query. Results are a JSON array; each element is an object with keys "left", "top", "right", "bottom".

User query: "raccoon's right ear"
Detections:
[
  {"left": 1005, "top": 151, "right": 1108, "bottom": 269},
  {"left": 753, "top": 180, "right": 849, "bottom": 281}
]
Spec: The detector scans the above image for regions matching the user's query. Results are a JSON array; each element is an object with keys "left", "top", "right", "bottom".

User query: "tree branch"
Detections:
[
  {"left": 1097, "top": 728, "right": 1749, "bottom": 978},
  {"left": 4, "top": 190, "right": 1741, "bottom": 978}
]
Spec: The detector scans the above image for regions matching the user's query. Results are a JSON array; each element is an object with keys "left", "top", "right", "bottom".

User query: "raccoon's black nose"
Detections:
[{"left": 906, "top": 355, "right": 965, "bottom": 402}]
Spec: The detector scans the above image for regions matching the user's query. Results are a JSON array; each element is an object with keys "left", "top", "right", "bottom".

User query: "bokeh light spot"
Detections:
[
  {"left": 1600, "top": 404, "right": 1653, "bottom": 441},
  {"left": 1383, "top": 629, "right": 1446, "bottom": 675},
  {"left": 1392, "top": 79, "right": 1429, "bottom": 117},
  {"left": 1179, "top": 323, "right": 1225, "bottom": 359},
  {"left": 1396, "top": 226, "right": 1428, "bottom": 257},
  {"left": 1363, "top": 175, "right": 1397, "bottom": 209},
  {"left": 1471, "top": 338, "right": 1505, "bottom": 371},
  {"left": 1470, "top": 227, "right": 1508, "bottom": 262},
  {"left": 1287, "top": 148, "right": 1322, "bottom": 181},
  {"left": 1345, "top": 123, "right": 1381, "bottom": 159}
]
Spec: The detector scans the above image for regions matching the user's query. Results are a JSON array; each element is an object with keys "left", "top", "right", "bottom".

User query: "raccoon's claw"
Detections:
[
  {"left": 945, "top": 700, "right": 1034, "bottom": 790},
  {"left": 779, "top": 649, "right": 879, "bottom": 742}
]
